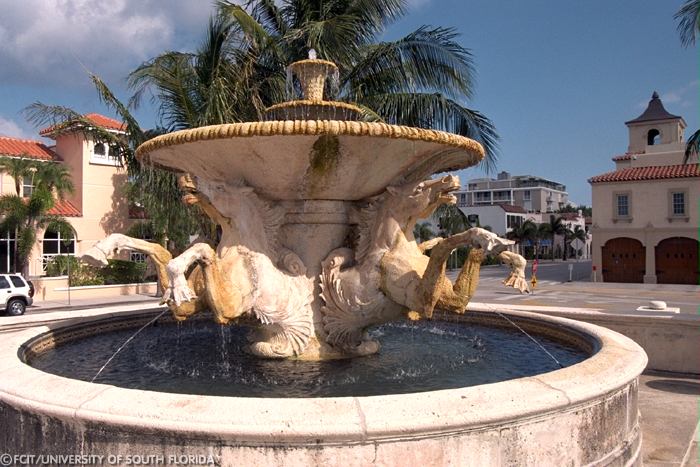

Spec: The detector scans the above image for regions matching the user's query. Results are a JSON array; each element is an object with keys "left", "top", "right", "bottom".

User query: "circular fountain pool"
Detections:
[
  {"left": 1, "top": 306, "right": 646, "bottom": 466},
  {"left": 28, "top": 316, "right": 588, "bottom": 398}
]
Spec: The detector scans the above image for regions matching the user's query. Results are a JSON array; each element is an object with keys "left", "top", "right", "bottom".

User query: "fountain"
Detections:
[{"left": 0, "top": 53, "right": 647, "bottom": 465}]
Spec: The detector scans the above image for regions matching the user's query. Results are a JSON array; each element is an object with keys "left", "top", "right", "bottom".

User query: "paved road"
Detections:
[{"left": 449, "top": 260, "right": 700, "bottom": 315}]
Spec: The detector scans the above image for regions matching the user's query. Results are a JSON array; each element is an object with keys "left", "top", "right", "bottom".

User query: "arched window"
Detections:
[
  {"left": 647, "top": 129, "right": 661, "bottom": 145},
  {"left": 42, "top": 227, "right": 76, "bottom": 272}
]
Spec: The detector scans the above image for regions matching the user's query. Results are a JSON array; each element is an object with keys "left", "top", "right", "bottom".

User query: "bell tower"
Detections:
[{"left": 625, "top": 91, "right": 686, "bottom": 153}]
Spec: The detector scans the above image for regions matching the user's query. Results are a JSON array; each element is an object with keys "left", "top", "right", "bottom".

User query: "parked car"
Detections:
[{"left": 0, "top": 274, "right": 34, "bottom": 316}]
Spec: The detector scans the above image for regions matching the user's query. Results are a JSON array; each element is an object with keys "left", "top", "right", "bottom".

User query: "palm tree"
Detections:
[
  {"left": 24, "top": 84, "right": 208, "bottom": 252},
  {"left": 432, "top": 204, "right": 469, "bottom": 237},
  {"left": 0, "top": 156, "right": 37, "bottom": 196},
  {"left": 675, "top": 1, "right": 700, "bottom": 163},
  {"left": 568, "top": 225, "right": 587, "bottom": 260},
  {"left": 35, "top": 162, "right": 74, "bottom": 197},
  {"left": 506, "top": 219, "right": 537, "bottom": 256},
  {"left": 0, "top": 173, "right": 74, "bottom": 275},
  {"left": 412, "top": 222, "right": 435, "bottom": 243},
  {"left": 544, "top": 215, "right": 565, "bottom": 260},
  {"left": 129, "top": 0, "right": 499, "bottom": 168}
]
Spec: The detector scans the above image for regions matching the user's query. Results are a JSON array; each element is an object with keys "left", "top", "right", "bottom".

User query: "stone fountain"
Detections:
[
  {"left": 0, "top": 53, "right": 647, "bottom": 466},
  {"left": 82, "top": 52, "right": 529, "bottom": 360}
]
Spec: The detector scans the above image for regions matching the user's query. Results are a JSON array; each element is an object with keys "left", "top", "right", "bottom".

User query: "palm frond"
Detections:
[
  {"left": 361, "top": 92, "right": 499, "bottom": 172},
  {"left": 345, "top": 27, "right": 474, "bottom": 101},
  {"left": 675, "top": 0, "right": 700, "bottom": 47},
  {"left": 684, "top": 128, "right": 700, "bottom": 164}
]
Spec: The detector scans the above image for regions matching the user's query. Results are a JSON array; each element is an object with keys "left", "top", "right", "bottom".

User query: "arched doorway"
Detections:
[
  {"left": 656, "top": 237, "right": 699, "bottom": 284},
  {"left": 602, "top": 238, "right": 645, "bottom": 283}
]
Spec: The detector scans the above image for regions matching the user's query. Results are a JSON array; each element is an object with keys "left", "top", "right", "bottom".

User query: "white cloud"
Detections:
[
  {"left": 0, "top": 0, "right": 215, "bottom": 86},
  {"left": 0, "top": 116, "right": 30, "bottom": 138}
]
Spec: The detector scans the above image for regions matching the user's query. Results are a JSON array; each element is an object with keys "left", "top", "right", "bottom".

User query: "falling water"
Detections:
[
  {"left": 91, "top": 310, "right": 168, "bottom": 382},
  {"left": 219, "top": 325, "right": 231, "bottom": 375},
  {"left": 482, "top": 304, "right": 563, "bottom": 368}
]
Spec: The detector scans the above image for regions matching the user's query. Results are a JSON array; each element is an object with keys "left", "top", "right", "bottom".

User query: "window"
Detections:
[
  {"left": 22, "top": 178, "right": 34, "bottom": 197},
  {"left": 0, "top": 231, "right": 16, "bottom": 273},
  {"left": 9, "top": 276, "right": 25, "bottom": 288},
  {"left": 507, "top": 215, "right": 523, "bottom": 229},
  {"left": 647, "top": 129, "right": 660, "bottom": 145},
  {"left": 669, "top": 191, "right": 687, "bottom": 218},
  {"left": 130, "top": 252, "right": 148, "bottom": 263},
  {"left": 616, "top": 194, "right": 630, "bottom": 217},
  {"left": 523, "top": 190, "right": 531, "bottom": 201},
  {"left": 90, "top": 141, "right": 120, "bottom": 166},
  {"left": 42, "top": 228, "right": 76, "bottom": 273},
  {"left": 0, "top": 277, "right": 9, "bottom": 289}
]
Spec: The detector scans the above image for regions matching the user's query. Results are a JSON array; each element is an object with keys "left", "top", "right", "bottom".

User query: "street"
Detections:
[{"left": 448, "top": 260, "right": 700, "bottom": 315}]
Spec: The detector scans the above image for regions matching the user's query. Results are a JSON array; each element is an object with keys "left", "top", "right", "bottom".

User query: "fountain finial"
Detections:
[{"left": 287, "top": 53, "right": 337, "bottom": 102}]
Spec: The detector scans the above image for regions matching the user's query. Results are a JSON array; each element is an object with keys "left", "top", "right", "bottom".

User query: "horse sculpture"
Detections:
[
  {"left": 320, "top": 175, "right": 529, "bottom": 355},
  {"left": 163, "top": 175, "right": 314, "bottom": 358}
]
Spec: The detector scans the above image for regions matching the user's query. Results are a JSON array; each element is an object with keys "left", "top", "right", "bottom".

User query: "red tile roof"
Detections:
[
  {"left": 0, "top": 136, "right": 60, "bottom": 161},
  {"left": 612, "top": 152, "right": 643, "bottom": 162},
  {"left": 40, "top": 113, "right": 126, "bottom": 137},
  {"left": 588, "top": 164, "right": 700, "bottom": 183},
  {"left": 500, "top": 204, "right": 527, "bottom": 214},
  {"left": 47, "top": 199, "right": 81, "bottom": 217}
]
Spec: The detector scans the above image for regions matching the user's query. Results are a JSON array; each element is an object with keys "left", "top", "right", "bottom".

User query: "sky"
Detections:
[{"left": 0, "top": 0, "right": 697, "bottom": 205}]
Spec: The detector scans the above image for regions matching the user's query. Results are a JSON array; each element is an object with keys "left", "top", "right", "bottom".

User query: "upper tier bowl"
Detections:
[{"left": 135, "top": 120, "right": 484, "bottom": 200}]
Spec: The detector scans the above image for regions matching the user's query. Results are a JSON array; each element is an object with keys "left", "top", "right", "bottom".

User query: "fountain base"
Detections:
[{"left": 1, "top": 307, "right": 646, "bottom": 466}]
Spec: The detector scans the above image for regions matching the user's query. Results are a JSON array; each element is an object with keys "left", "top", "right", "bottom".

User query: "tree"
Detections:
[
  {"left": 545, "top": 215, "right": 566, "bottom": 260},
  {"left": 413, "top": 222, "right": 435, "bottom": 243},
  {"left": 130, "top": 0, "right": 499, "bottom": 169},
  {"left": 432, "top": 204, "right": 469, "bottom": 237},
  {"left": 0, "top": 163, "right": 75, "bottom": 275},
  {"left": 675, "top": 1, "right": 700, "bottom": 163},
  {"left": 0, "top": 156, "right": 36, "bottom": 196},
  {"left": 26, "top": 0, "right": 500, "bottom": 251},
  {"left": 556, "top": 204, "right": 591, "bottom": 217},
  {"left": 24, "top": 88, "right": 209, "bottom": 252},
  {"left": 567, "top": 225, "right": 587, "bottom": 260},
  {"left": 506, "top": 219, "right": 537, "bottom": 256}
]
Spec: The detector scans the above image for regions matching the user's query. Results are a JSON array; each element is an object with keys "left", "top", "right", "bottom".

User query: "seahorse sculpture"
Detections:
[
  {"left": 163, "top": 175, "right": 314, "bottom": 358},
  {"left": 319, "top": 175, "right": 530, "bottom": 356}
]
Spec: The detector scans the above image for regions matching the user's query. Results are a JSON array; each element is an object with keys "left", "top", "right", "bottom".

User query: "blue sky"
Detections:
[{"left": 0, "top": 0, "right": 697, "bottom": 205}]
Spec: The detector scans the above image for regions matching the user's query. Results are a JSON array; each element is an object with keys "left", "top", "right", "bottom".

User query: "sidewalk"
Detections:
[{"left": 24, "top": 293, "right": 161, "bottom": 314}]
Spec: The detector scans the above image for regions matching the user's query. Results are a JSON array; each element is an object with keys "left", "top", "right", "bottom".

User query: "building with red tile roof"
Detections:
[
  {"left": 39, "top": 113, "right": 126, "bottom": 137},
  {"left": 589, "top": 92, "right": 699, "bottom": 284},
  {"left": 0, "top": 136, "right": 61, "bottom": 161},
  {"left": 0, "top": 113, "right": 137, "bottom": 275}
]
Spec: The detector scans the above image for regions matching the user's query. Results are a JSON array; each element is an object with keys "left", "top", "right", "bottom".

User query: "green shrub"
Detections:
[
  {"left": 45, "top": 255, "right": 80, "bottom": 277},
  {"left": 69, "top": 263, "right": 105, "bottom": 287},
  {"left": 101, "top": 259, "right": 147, "bottom": 285}
]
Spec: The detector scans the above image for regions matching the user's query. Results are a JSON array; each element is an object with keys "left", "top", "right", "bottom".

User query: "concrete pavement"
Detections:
[{"left": 450, "top": 260, "right": 700, "bottom": 315}]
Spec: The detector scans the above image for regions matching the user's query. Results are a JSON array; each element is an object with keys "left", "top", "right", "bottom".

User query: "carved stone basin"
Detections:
[{"left": 136, "top": 121, "right": 484, "bottom": 200}]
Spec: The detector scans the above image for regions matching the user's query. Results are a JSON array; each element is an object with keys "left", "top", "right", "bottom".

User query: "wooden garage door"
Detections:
[
  {"left": 602, "top": 238, "right": 645, "bottom": 283},
  {"left": 656, "top": 237, "right": 699, "bottom": 285}
]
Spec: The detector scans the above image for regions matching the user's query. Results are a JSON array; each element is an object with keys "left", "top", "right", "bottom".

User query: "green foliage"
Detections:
[
  {"left": 101, "top": 259, "right": 147, "bottom": 285},
  {"left": 557, "top": 205, "right": 592, "bottom": 217},
  {"left": 69, "top": 263, "right": 105, "bottom": 287},
  {"left": 45, "top": 255, "right": 80, "bottom": 277}
]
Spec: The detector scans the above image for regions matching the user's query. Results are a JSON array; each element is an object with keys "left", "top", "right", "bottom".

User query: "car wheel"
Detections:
[{"left": 7, "top": 299, "right": 26, "bottom": 316}]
